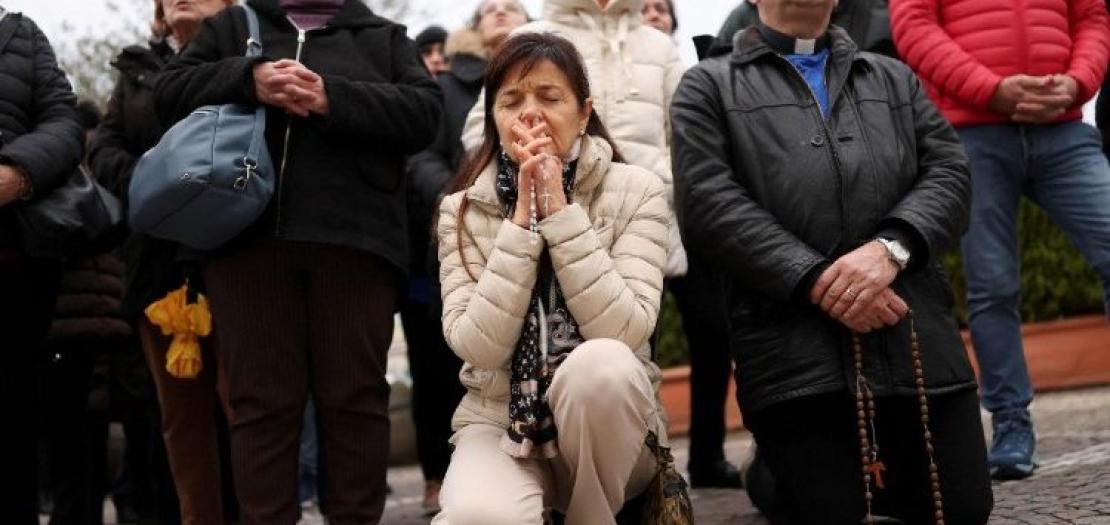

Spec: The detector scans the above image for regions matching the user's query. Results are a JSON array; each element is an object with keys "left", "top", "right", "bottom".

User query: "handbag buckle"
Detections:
[{"left": 234, "top": 157, "right": 258, "bottom": 190}]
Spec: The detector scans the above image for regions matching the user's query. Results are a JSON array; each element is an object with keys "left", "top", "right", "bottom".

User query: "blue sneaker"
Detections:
[{"left": 989, "top": 408, "right": 1039, "bottom": 480}]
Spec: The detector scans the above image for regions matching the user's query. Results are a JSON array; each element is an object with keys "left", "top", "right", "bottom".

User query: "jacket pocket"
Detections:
[
  {"left": 458, "top": 365, "right": 509, "bottom": 404},
  {"left": 458, "top": 364, "right": 493, "bottom": 392}
]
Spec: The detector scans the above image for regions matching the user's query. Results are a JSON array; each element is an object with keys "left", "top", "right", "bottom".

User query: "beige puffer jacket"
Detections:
[
  {"left": 461, "top": 0, "right": 688, "bottom": 276},
  {"left": 437, "top": 135, "right": 669, "bottom": 437}
]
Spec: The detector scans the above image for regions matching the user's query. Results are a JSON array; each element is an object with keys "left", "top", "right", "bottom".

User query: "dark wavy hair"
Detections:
[{"left": 450, "top": 32, "right": 623, "bottom": 280}]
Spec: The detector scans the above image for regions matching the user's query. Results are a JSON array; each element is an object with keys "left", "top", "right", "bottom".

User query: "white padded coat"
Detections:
[{"left": 437, "top": 136, "right": 670, "bottom": 437}]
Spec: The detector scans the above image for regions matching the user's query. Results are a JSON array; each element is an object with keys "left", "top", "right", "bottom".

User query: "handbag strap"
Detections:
[
  {"left": 241, "top": 4, "right": 268, "bottom": 170},
  {"left": 242, "top": 4, "right": 263, "bottom": 58}
]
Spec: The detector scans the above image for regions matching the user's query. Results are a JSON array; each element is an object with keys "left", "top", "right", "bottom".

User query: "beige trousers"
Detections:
[{"left": 432, "top": 339, "right": 661, "bottom": 525}]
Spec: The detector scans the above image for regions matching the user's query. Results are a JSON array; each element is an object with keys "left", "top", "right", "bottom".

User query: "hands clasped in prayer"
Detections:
[
  {"left": 810, "top": 241, "right": 909, "bottom": 334},
  {"left": 989, "top": 74, "right": 1079, "bottom": 124},
  {"left": 253, "top": 59, "right": 330, "bottom": 117},
  {"left": 508, "top": 115, "right": 568, "bottom": 230}
]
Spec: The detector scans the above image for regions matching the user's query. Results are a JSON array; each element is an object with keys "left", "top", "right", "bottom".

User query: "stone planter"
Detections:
[{"left": 963, "top": 314, "right": 1110, "bottom": 391}]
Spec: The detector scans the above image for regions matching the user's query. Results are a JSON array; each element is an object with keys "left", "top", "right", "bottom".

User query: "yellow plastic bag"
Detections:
[{"left": 144, "top": 285, "right": 212, "bottom": 379}]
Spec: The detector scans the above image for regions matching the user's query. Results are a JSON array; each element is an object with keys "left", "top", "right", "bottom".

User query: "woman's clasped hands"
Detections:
[
  {"left": 508, "top": 114, "right": 567, "bottom": 229},
  {"left": 253, "top": 59, "right": 330, "bottom": 117}
]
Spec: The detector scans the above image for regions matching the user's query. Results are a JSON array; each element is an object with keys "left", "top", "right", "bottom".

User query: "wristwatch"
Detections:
[{"left": 877, "top": 237, "right": 911, "bottom": 271}]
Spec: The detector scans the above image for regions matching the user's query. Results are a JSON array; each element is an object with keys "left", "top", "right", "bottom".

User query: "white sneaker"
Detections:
[{"left": 298, "top": 500, "right": 326, "bottom": 525}]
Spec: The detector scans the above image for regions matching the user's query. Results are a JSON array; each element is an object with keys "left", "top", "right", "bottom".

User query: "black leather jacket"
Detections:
[{"left": 672, "top": 26, "right": 975, "bottom": 413}]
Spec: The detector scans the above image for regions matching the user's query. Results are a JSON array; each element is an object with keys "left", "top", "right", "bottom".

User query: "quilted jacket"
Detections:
[
  {"left": 0, "top": 11, "right": 82, "bottom": 252},
  {"left": 437, "top": 135, "right": 670, "bottom": 434},
  {"left": 890, "top": 0, "right": 1110, "bottom": 126}
]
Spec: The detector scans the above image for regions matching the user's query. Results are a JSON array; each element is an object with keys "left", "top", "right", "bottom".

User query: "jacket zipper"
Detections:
[{"left": 274, "top": 21, "right": 312, "bottom": 236}]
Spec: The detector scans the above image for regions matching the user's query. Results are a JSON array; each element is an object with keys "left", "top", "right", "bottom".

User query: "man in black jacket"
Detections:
[
  {"left": 152, "top": 1, "right": 441, "bottom": 523},
  {"left": 672, "top": 0, "right": 991, "bottom": 522},
  {"left": 0, "top": 9, "right": 83, "bottom": 524}
]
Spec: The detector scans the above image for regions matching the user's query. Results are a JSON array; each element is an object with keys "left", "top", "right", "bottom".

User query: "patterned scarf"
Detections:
[{"left": 494, "top": 151, "right": 585, "bottom": 459}]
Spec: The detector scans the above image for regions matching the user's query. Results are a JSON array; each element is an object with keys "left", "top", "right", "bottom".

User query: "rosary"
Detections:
[
  {"left": 853, "top": 312, "right": 946, "bottom": 525},
  {"left": 528, "top": 153, "right": 557, "bottom": 245}
]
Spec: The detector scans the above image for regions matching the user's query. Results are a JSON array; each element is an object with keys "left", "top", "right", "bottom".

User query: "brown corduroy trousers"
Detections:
[
  {"left": 138, "top": 318, "right": 229, "bottom": 525},
  {"left": 204, "top": 240, "right": 396, "bottom": 525}
]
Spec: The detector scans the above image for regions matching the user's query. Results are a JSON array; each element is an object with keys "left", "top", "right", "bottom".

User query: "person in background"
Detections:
[
  {"left": 643, "top": 0, "right": 743, "bottom": 489},
  {"left": 642, "top": 0, "right": 676, "bottom": 36},
  {"left": 404, "top": 0, "right": 529, "bottom": 515},
  {"left": 89, "top": 1, "right": 238, "bottom": 524},
  {"left": 0, "top": 7, "right": 84, "bottom": 524},
  {"left": 417, "top": 25, "right": 450, "bottom": 77},
  {"left": 37, "top": 100, "right": 128, "bottom": 525},
  {"left": 152, "top": 0, "right": 442, "bottom": 522},
  {"left": 434, "top": 32, "right": 673, "bottom": 524},
  {"left": 719, "top": 0, "right": 898, "bottom": 58},
  {"left": 672, "top": 0, "right": 994, "bottom": 521},
  {"left": 891, "top": 0, "right": 1110, "bottom": 481}
]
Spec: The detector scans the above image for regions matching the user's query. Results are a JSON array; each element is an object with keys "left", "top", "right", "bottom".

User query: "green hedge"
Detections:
[
  {"left": 943, "top": 199, "right": 1104, "bottom": 325},
  {"left": 655, "top": 199, "right": 1105, "bottom": 368}
]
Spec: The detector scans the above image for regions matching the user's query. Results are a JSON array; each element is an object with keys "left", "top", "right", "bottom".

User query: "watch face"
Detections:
[
  {"left": 881, "top": 238, "right": 910, "bottom": 266},
  {"left": 890, "top": 242, "right": 910, "bottom": 264}
]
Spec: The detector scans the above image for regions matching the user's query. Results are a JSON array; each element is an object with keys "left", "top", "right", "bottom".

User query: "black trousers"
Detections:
[
  {"left": 669, "top": 257, "right": 733, "bottom": 468},
  {"left": 41, "top": 343, "right": 110, "bottom": 525},
  {"left": 400, "top": 299, "right": 465, "bottom": 483},
  {"left": 746, "top": 389, "right": 994, "bottom": 525},
  {"left": 1, "top": 256, "right": 60, "bottom": 525}
]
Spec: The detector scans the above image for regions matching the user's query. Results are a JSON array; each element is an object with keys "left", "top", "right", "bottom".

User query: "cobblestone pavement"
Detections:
[
  {"left": 62, "top": 386, "right": 1110, "bottom": 524},
  {"left": 379, "top": 386, "right": 1110, "bottom": 525}
]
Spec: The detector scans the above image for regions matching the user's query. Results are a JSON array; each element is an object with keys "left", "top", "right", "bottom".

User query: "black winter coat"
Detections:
[
  {"left": 152, "top": 0, "right": 442, "bottom": 273},
  {"left": 406, "top": 52, "right": 485, "bottom": 278},
  {"left": 672, "top": 27, "right": 975, "bottom": 413},
  {"left": 89, "top": 41, "right": 187, "bottom": 320},
  {"left": 42, "top": 254, "right": 132, "bottom": 349},
  {"left": 0, "top": 12, "right": 83, "bottom": 252}
]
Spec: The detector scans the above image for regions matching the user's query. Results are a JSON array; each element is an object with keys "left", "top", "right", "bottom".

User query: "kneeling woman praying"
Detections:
[{"left": 432, "top": 32, "right": 683, "bottom": 524}]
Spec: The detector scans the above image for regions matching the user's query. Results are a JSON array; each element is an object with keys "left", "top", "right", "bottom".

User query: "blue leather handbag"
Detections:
[{"left": 128, "top": 5, "right": 273, "bottom": 251}]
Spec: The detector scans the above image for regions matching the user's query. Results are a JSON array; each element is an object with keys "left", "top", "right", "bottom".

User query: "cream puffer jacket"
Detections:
[
  {"left": 461, "top": 0, "right": 688, "bottom": 276},
  {"left": 437, "top": 135, "right": 669, "bottom": 437}
]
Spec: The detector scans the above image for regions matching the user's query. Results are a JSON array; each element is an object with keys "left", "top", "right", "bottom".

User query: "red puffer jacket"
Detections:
[{"left": 890, "top": 0, "right": 1110, "bottom": 127}]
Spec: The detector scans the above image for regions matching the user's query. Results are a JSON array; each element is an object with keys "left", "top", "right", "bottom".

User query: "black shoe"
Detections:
[
  {"left": 688, "top": 458, "right": 743, "bottom": 489},
  {"left": 115, "top": 503, "right": 141, "bottom": 524}
]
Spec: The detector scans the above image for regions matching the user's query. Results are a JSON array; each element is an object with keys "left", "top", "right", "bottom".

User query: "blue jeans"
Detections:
[{"left": 959, "top": 121, "right": 1110, "bottom": 414}]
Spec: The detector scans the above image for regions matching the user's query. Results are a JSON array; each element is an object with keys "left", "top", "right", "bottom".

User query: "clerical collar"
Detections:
[{"left": 757, "top": 24, "right": 830, "bottom": 55}]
